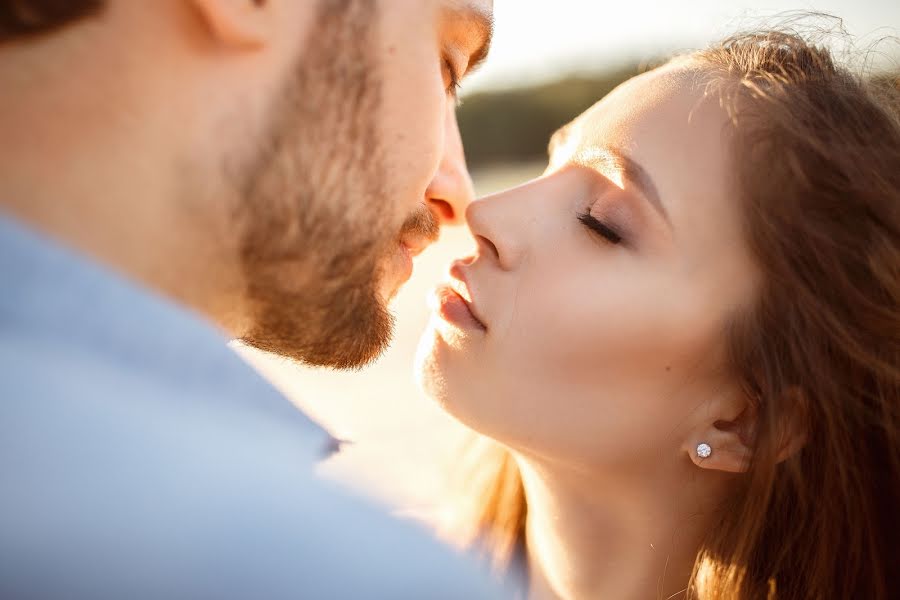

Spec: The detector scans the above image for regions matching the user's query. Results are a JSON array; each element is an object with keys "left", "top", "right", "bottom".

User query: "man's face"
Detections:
[{"left": 229, "top": 0, "right": 493, "bottom": 369}]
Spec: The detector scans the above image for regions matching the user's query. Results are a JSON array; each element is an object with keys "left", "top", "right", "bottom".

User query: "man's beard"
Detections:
[{"left": 231, "top": 0, "right": 437, "bottom": 369}]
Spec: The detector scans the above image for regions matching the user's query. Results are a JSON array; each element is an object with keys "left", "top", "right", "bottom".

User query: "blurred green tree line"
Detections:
[
  {"left": 457, "top": 65, "right": 643, "bottom": 169},
  {"left": 458, "top": 66, "right": 900, "bottom": 171}
]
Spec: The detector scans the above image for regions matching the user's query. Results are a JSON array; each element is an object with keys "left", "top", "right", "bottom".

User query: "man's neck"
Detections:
[
  {"left": 0, "top": 41, "right": 244, "bottom": 334},
  {"left": 516, "top": 454, "right": 719, "bottom": 600},
  {"left": 0, "top": 135, "right": 233, "bottom": 326}
]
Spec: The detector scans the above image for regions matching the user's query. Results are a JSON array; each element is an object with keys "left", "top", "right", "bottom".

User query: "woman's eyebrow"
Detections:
[{"left": 579, "top": 146, "right": 671, "bottom": 227}]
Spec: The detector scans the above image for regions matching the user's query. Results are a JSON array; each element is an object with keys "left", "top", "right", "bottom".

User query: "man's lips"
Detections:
[
  {"left": 400, "top": 236, "right": 430, "bottom": 259},
  {"left": 385, "top": 244, "right": 413, "bottom": 297},
  {"left": 383, "top": 208, "right": 441, "bottom": 299},
  {"left": 389, "top": 230, "right": 438, "bottom": 289},
  {"left": 394, "top": 235, "right": 433, "bottom": 285}
]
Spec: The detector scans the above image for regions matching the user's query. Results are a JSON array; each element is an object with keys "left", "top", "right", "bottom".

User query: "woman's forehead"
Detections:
[
  {"left": 575, "top": 65, "right": 705, "bottom": 136},
  {"left": 552, "top": 65, "right": 730, "bottom": 185}
]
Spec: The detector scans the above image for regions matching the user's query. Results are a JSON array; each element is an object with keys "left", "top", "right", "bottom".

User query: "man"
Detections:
[{"left": 0, "top": 0, "right": 507, "bottom": 598}]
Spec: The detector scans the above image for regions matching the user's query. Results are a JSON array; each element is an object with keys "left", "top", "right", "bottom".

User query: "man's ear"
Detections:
[
  {"left": 190, "top": 0, "right": 271, "bottom": 49},
  {"left": 685, "top": 386, "right": 807, "bottom": 474}
]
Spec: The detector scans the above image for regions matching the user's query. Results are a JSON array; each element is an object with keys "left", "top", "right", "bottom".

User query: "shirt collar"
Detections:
[{"left": 0, "top": 211, "right": 336, "bottom": 458}]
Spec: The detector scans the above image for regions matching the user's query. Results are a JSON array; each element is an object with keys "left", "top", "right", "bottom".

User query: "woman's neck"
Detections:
[{"left": 516, "top": 454, "right": 718, "bottom": 600}]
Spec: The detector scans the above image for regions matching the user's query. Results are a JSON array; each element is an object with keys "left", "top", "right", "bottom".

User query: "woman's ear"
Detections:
[
  {"left": 687, "top": 402, "right": 756, "bottom": 473},
  {"left": 686, "top": 386, "right": 807, "bottom": 473},
  {"left": 189, "top": 0, "right": 271, "bottom": 49}
]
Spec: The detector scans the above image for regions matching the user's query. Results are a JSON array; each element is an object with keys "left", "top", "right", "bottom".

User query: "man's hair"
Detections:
[{"left": 0, "top": 0, "right": 104, "bottom": 42}]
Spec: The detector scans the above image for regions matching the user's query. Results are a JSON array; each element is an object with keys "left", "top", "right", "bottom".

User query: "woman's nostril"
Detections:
[{"left": 476, "top": 234, "right": 500, "bottom": 262}]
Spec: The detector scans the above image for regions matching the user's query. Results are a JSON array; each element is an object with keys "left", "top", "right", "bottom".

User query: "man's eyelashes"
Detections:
[{"left": 443, "top": 58, "right": 461, "bottom": 97}]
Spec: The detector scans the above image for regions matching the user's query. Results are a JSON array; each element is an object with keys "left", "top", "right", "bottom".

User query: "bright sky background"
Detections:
[{"left": 464, "top": 0, "right": 900, "bottom": 92}]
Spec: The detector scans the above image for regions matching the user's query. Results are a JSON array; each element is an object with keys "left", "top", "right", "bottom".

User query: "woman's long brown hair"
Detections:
[{"left": 450, "top": 28, "right": 900, "bottom": 600}]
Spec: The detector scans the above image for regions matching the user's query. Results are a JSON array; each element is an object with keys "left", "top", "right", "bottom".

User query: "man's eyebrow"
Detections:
[
  {"left": 559, "top": 140, "right": 670, "bottom": 226},
  {"left": 445, "top": 4, "right": 494, "bottom": 74}
]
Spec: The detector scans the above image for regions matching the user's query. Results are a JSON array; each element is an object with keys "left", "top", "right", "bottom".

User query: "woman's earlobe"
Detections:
[
  {"left": 688, "top": 435, "right": 752, "bottom": 473},
  {"left": 190, "top": 0, "right": 271, "bottom": 49},
  {"left": 685, "top": 393, "right": 756, "bottom": 473}
]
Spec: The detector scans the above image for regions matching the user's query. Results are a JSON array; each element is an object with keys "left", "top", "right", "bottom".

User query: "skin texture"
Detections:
[
  {"left": 0, "top": 0, "right": 493, "bottom": 368},
  {"left": 418, "top": 65, "right": 766, "bottom": 599}
]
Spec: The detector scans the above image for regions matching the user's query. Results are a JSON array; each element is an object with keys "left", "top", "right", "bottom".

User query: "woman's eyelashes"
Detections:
[{"left": 578, "top": 212, "right": 623, "bottom": 245}]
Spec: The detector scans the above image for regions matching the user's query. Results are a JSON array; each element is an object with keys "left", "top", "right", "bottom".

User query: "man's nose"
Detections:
[{"left": 425, "top": 105, "right": 474, "bottom": 226}]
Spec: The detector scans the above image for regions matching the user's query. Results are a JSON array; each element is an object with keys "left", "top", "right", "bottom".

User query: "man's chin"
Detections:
[{"left": 240, "top": 294, "right": 396, "bottom": 370}]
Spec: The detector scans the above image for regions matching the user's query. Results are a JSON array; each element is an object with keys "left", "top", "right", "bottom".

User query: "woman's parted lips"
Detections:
[{"left": 448, "top": 259, "right": 488, "bottom": 330}]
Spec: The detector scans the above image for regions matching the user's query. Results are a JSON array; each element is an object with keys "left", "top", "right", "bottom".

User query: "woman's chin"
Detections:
[{"left": 414, "top": 320, "right": 477, "bottom": 423}]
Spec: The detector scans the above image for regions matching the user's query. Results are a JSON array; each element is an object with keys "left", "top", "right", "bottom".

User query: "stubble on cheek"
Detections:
[{"left": 229, "top": 0, "right": 400, "bottom": 369}]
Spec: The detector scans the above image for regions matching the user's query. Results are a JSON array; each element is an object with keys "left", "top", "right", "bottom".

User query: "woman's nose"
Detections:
[
  {"left": 465, "top": 187, "right": 527, "bottom": 271},
  {"left": 425, "top": 105, "right": 474, "bottom": 225}
]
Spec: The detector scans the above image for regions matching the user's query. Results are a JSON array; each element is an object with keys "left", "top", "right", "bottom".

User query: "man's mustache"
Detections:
[{"left": 399, "top": 204, "right": 440, "bottom": 245}]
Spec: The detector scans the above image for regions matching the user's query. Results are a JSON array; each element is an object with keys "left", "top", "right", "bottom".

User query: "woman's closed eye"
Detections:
[{"left": 578, "top": 212, "right": 623, "bottom": 245}]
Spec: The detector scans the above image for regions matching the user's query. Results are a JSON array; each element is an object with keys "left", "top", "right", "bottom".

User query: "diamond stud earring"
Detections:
[{"left": 696, "top": 443, "right": 712, "bottom": 459}]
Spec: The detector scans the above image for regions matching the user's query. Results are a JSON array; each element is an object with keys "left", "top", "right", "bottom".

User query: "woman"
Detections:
[{"left": 416, "top": 30, "right": 900, "bottom": 599}]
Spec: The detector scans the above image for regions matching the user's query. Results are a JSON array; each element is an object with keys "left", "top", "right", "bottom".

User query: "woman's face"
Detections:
[{"left": 417, "top": 64, "right": 759, "bottom": 471}]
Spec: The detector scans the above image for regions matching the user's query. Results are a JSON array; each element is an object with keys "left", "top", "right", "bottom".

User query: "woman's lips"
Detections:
[
  {"left": 432, "top": 285, "right": 487, "bottom": 331},
  {"left": 429, "top": 261, "right": 487, "bottom": 332}
]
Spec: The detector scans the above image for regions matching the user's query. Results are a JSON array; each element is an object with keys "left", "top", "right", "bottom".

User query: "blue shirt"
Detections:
[{"left": 0, "top": 213, "right": 509, "bottom": 599}]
